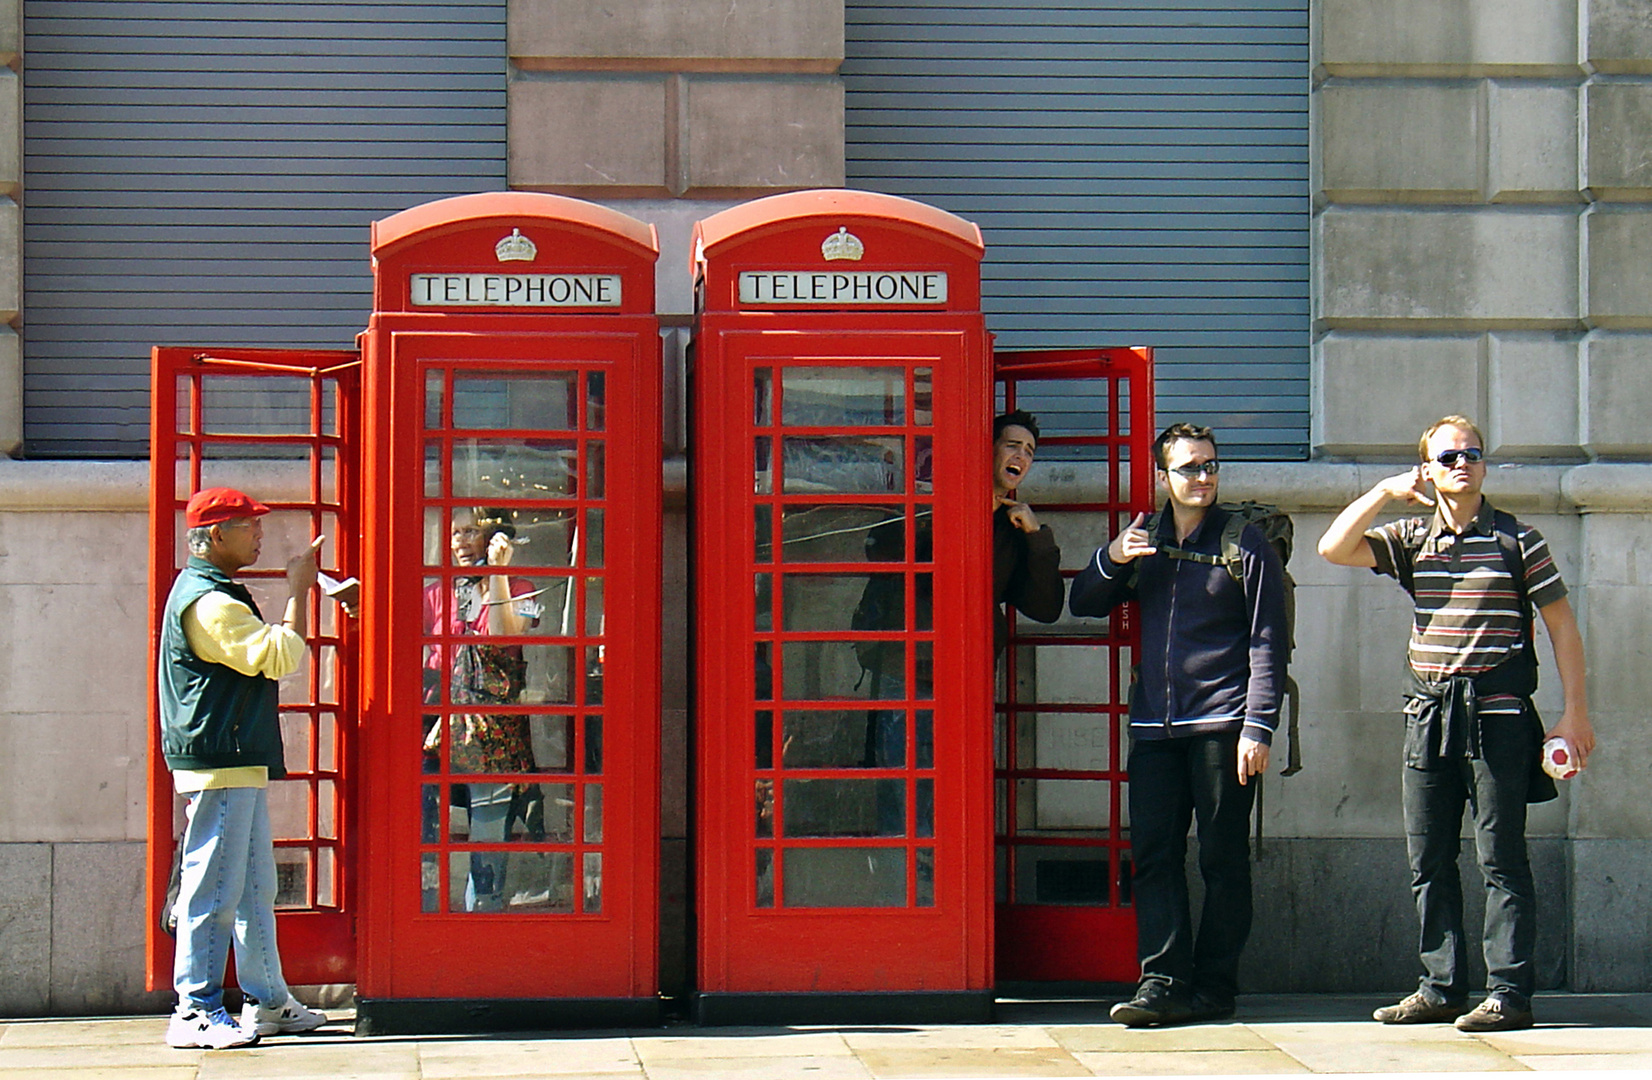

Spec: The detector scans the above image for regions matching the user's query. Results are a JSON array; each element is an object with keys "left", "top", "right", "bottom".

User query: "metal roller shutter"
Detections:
[
  {"left": 844, "top": 0, "right": 1309, "bottom": 459},
  {"left": 22, "top": 0, "right": 506, "bottom": 457}
]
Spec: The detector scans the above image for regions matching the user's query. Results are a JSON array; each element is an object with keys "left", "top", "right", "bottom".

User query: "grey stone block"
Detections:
[
  {"left": 1579, "top": 511, "right": 1652, "bottom": 587},
  {"left": 683, "top": 76, "right": 845, "bottom": 193},
  {"left": 1488, "top": 81, "right": 1582, "bottom": 203},
  {"left": 1571, "top": 839, "right": 1652, "bottom": 990},
  {"left": 0, "top": 70, "right": 17, "bottom": 200},
  {"left": 1586, "top": 212, "right": 1652, "bottom": 329},
  {"left": 1582, "top": 334, "right": 1652, "bottom": 453},
  {"left": 0, "top": 0, "right": 16, "bottom": 63},
  {"left": 1486, "top": 333, "right": 1582, "bottom": 457},
  {"left": 1317, "top": 209, "right": 1580, "bottom": 330},
  {"left": 511, "top": 0, "right": 844, "bottom": 66},
  {"left": 1315, "top": 333, "right": 1485, "bottom": 454},
  {"left": 0, "top": 197, "right": 17, "bottom": 323},
  {"left": 1586, "top": 83, "right": 1652, "bottom": 199},
  {"left": 1318, "top": 0, "right": 1580, "bottom": 76},
  {"left": 0, "top": 843, "right": 52, "bottom": 1017},
  {"left": 597, "top": 198, "right": 742, "bottom": 317},
  {"left": 508, "top": 76, "right": 669, "bottom": 195},
  {"left": 1586, "top": 0, "right": 1652, "bottom": 75},
  {"left": 0, "top": 328, "right": 17, "bottom": 458},
  {"left": 50, "top": 841, "right": 170, "bottom": 1015},
  {"left": 1318, "top": 83, "right": 1483, "bottom": 202}
]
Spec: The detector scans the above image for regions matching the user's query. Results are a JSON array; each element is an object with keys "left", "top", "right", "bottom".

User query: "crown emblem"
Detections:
[
  {"left": 495, "top": 228, "right": 537, "bottom": 263},
  {"left": 821, "top": 226, "right": 864, "bottom": 262}
]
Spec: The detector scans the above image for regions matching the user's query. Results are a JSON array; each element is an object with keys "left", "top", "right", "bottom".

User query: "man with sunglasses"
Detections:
[
  {"left": 1319, "top": 415, "right": 1594, "bottom": 1032},
  {"left": 1071, "top": 422, "right": 1288, "bottom": 1027}
]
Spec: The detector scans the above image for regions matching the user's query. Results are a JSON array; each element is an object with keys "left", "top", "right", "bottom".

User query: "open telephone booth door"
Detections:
[
  {"left": 992, "top": 347, "right": 1153, "bottom": 983},
  {"left": 147, "top": 346, "right": 362, "bottom": 991}
]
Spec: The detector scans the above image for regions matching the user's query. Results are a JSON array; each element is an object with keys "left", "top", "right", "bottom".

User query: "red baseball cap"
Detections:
[{"left": 186, "top": 487, "right": 271, "bottom": 528}]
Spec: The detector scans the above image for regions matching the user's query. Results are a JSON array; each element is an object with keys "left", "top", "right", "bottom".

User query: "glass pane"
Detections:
[
  {"left": 917, "top": 847, "right": 935, "bottom": 907},
  {"left": 281, "top": 712, "right": 313, "bottom": 774},
  {"left": 754, "top": 504, "right": 773, "bottom": 562},
  {"left": 317, "top": 712, "right": 337, "bottom": 773},
  {"left": 529, "top": 714, "right": 576, "bottom": 773},
  {"left": 449, "top": 781, "right": 572, "bottom": 841},
  {"left": 585, "top": 646, "right": 603, "bottom": 705},
  {"left": 425, "top": 442, "right": 442, "bottom": 497},
  {"left": 917, "top": 778, "right": 934, "bottom": 838},
  {"left": 198, "top": 442, "right": 310, "bottom": 497},
  {"left": 914, "top": 368, "right": 933, "bottom": 426},
  {"left": 583, "top": 852, "right": 603, "bottom": 914},
  {"left": 585, "top": 577, "right": 604, "bottom": 638},
  {"left": 1017, "top": 845, "right": 1111, "bottom": 906},
  {"left": 583, "top": 784, "right": 603, "bottom": 843},
  {"left": 784, "top": 572, "right": 900, "bottom": 633},
  {"left": 755, "top": 573, "right": 773, "bottom": 632},
  {"left": 460, "top": 851, "right": 575, "bottom": 913},
  {"left": 754, "top": 367, "right": 773, "bottom": 426},
  {"left": 438, "top": 644, "right": 574, "bottom": 708},
  {"left": 422, "top": 783, "right": 441, "bottom": 843},
  {"left": 782, "top": 436, "right": 903, "bottom": 494},
  {"left": 425, "top": 369, "right": 444, "bottom": 430},
  {"left": 449, "top": 439, "right": 577, "bottom": 500},
  {"left": 780, "top": 366, "right": 904, "bottom": 426},
  {"left": 782, "top": 848, "right": 905, "bottom": 908},
  {"left": 274, "top": 849, "right": 310, "bottom": 908},
  {"left": 422, "top": 852, "right": 440, "bottom": 913},
  {"left": 586, "top": 441, "right": 605, "bottom": 499},
  {"left": 756, "top": 848, "right": 775, "bottom": 908},
  {"left": 755, "top": 778, "right": 775, "bottom": 838},
  {"left": 1035, "top": 713, "right": 1117, "bottom": 771},
  {"left": 433, "top": 574, "right": 569, "bottom": 639},
  {"left": 586, "top": 371, "right": 606, "bottom": 431},
  {"left": 782, "top": 640, "right": 904, "bottom": 701},
  {"left": 755, "top": 642, "right": 773, "bottom": 700},
  {"left": 267, "top": 780, "right": 311, "bottom": 842},
  {"left": 1018, "top": 644, "right": 1122, "bottom": 705},
  {"left": 755, "top": 710, "right": 774, "bottom": 768},
  {"left": 432, "top": 508, "right": 582, "bottom": 571},
  {"left": 779, "top": 504, "right": 905, "bottom": 563},
  {"left": 915, "top": 435, "right": 933, "bottom": 494},
  {"left": 584, "top": 716, "right": 604, "bottom": 774},
  {"left": 200, "top": 375, "right": 313, "bottom": 435},
  {"left": 584, "top": 508, "right": 605, "bottom": 568},
  {"left": 916, "top": 710, "right": 933, "bottom": 769},
  {"left": 915, "top": 642, "right": 933, "bottom": 699},
  {"left": 452, "top": 373, "right": 577, "bottom": 430},
  {"left": 755, "top": 436, "right": 773, "bottom": 495},
  {"left": 175, "top": 373, "right": 193, "bottom": 434},
  {"left": 783, "top": 710, "right": 901, "bottom": 769},
  {"left": 318, "top": 780, "right": 338, "bottom": 840},
  {"left": 782, "top": 779, "right": 905, "bottom": 838}
]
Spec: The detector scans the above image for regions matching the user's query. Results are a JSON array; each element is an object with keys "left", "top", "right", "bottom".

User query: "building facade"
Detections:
[{"left": 2, "top": 0, "right": 1650, "bottom": 1015}]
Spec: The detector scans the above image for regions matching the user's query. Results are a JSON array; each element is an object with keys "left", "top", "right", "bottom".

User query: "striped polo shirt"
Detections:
[{"left": 1366, "top": 501, "right": 1566, "bottom": 714}]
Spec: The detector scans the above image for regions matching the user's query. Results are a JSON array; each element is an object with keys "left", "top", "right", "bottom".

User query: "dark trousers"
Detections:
[
  {"left": 1128, "top": 730, "right": 1256, "bottom": 1003},
  {"left": 1403, "top": 713, "right": 1536, "bottom": 1007}
]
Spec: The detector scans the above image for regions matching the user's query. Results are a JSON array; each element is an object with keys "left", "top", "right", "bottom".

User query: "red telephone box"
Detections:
[
  {"left": 691, "top": 190, "right": 994, "bottom": 1022},
  {"left": 355, "top": 192, "right": 662, "bottom": 1031}
]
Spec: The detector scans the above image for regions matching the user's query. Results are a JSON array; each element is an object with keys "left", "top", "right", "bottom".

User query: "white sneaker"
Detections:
[
  {"left": 166, "top": 1007, "right": 260, "bottom": 1049},
  {"left": 241, "top": 994, "right": 327, "bottom": 1035}
]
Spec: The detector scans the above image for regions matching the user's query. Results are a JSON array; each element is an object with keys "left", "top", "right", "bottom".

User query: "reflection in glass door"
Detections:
[{"left": 418, "top": 367, "right": 609, "bottom": 917}]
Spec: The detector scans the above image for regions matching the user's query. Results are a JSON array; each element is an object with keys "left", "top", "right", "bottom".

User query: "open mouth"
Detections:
[{"left": 1005, "top": 464, "right": 1022, "bottom": 478}]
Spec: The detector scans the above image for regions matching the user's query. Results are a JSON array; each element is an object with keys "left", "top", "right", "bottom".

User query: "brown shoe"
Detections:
[
  {"left": 1373, "top": 991, "right": 1469, "bottom": 1024},
  {"left": 1454, "top": 997, "right": 1534, "bottom": 1032}
]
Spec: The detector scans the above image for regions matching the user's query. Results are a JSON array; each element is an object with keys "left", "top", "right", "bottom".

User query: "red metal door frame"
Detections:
[
  {"left": 356, "top": 323, "right": 661, "bottom": 1002},
  {"left": 992, "top": 347, "right": 1154, "bottom": 983},
  {"left": 147, "top": 346, "right": 362, "bottom": 989}
]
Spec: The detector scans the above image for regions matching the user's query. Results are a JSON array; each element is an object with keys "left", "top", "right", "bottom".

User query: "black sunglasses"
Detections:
[
  {"left": 1433, "top": 448, "right": 1484, "bottom": 468},
  {"left": 1168, "top": 460, "right": 1219, "bottom": 479}
]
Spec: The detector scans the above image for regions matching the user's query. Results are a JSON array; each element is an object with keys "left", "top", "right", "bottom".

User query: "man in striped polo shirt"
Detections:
[{"left": 1319, "top": 415, "right": 1594, "bottom": 1033}]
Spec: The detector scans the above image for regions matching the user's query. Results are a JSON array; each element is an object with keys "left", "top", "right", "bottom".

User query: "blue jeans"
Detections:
[
  {"left": 1127, "top": 730, "right": 1255, "bottom": 1004},
  {"left": 1403, "top": 711, "right": 1536, "bottom": 1007},
  {"left": 465, "top": 782, "right": 513, "bottom": 911},
  {"left": 172, "top": 787, "right": 290, "bottom": 1012}
]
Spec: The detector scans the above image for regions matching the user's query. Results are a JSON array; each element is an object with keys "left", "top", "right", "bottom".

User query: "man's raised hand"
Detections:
[{"left": 1107, "top": 511, "right": 1158, "bottom": 564}]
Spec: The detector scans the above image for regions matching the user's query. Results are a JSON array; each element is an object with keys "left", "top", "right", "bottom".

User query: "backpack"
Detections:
[{"left": 1135, "top": 501, "right": 1302, "bottom": 778}]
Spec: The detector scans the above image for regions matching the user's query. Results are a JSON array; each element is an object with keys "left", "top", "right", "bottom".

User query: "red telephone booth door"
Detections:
[
  {"left": 991, "top": 348, "right": 1155, "bottom": 983},
  {"left": 692, "top": 191, "right": 994, "bottom": 1021},
  {"left": 147, "top": 347, "right": 362, "bottom": 991},
  {"left": 355, "top": 194, "right": 661, "bottom": 1025}
]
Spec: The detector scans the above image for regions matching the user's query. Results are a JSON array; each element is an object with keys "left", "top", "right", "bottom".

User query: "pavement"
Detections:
[{"left": 4, "top": 993, "right": 1652, "bottom": 1079}]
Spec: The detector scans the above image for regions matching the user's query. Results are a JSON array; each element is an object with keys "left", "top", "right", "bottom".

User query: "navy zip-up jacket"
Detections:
[{"left": 1069, "top": 505, "right": 1288, "bottom": 745}]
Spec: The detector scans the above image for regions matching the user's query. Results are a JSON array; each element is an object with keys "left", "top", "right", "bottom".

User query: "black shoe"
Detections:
[
  {"left": 1189, "top": 993, "right": 1236, "bottom": 1023},
  {"left": 1373, "top": 991, "right": 1469, "bottom": 1024},
  {"left": 1109, "top": 984, "right": 1194, "bottom": 1028}
]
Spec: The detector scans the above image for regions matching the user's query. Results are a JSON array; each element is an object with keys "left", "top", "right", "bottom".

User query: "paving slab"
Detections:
[
  {"left": 842, "top": 1025, "right": 1066, "bottom": 1050},
  {"left": 1070, "top": 1048, "right": 1311, "bottom": 1075},
  {"left": 641, "top": 1053, "right": 874, "bottom": 1080},
  {"left": 192, "top": 1040, "right": 419, "bottom": 1079},
  {"left": 1512, "top": 1054, "right": 1652, "bottom": 1071},
  {"left": 1050, "top": 1021, "right": 1276, "bottom": 1053},
  {"left": 0, "top": 1041, "right": 207, "bottom": 1070},
  {"left": 633, "top": 1028, "right": 853, "bottom": 1061},
  {"left": 0, "top": 1015, "right": 169, "bottom": 1046},
  {"left": 857, "top": 1045, "right": 1089, "bottom": 1077},
  {"left": 1251, "top": 1020, "right": 1527, "bottom": 1073},
  {"left": 417, "top": 1032, "right": 642, "bottom": 1077},
  {"left": 1475, "top": 1024, "right": 1652, "bottom": 1055}
]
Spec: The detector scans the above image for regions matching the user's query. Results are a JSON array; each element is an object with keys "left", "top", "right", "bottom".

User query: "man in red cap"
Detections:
[{"left": 157, "top": 488, "right": 329, "bottom": 1048}]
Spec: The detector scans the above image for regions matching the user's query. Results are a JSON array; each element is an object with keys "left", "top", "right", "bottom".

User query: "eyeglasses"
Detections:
[
  {"left": 1433, "top": 447, "right": 1484, "bottom": 468},
  {"left": 1168, "top": 460, "right": 1219, "bottom": 479}
]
